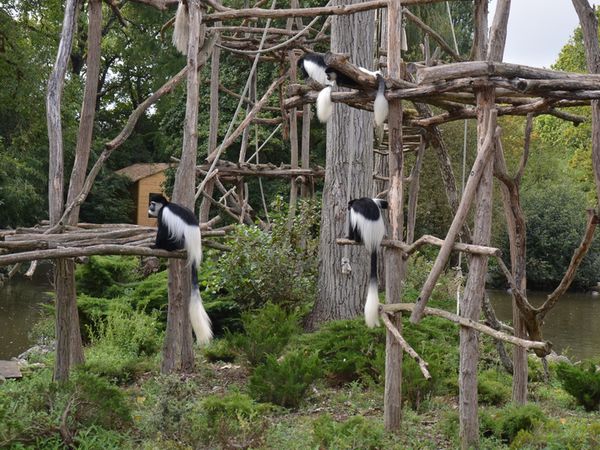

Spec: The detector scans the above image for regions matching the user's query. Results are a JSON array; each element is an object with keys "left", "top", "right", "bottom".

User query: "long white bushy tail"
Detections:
[
  {"left": 316, "top": 86, "right": 333, "bottom": 123},
  {"left": 173, "top": 1, "right": 189, "bottom": 55}
]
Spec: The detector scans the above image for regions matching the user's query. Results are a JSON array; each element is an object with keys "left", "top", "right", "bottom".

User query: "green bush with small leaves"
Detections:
[
  {"left": 248, "top": 351, "right": 321, "bottom": 408},
  {"left": 296, "top": 319, "right": 386, "bottom": 386},
  {"left": 478, "top": 369, "right": 512, "bottom": 406},
  {"left": 229, "top": 303, "right": 300, "bottom": 366},
  {"left": 186, "top": 392, "right": 271, "bottom": 449},
  {"left": 83, "top": 305, "right": 162, "bottom": 382},
  {"left": 557, "top": 361, "right": 600, "bottom": 411},
  {"left": 312, "top": 414, "right": 385, "bottom": 450},
  {"left": 497, "top": 403, "right": 546, "bottom": 444},
  {"left": 0, "top": 369, "right": 131, "bottom": 448},
  {"left": 212, "top": 198, "right": 319, "bottom": 311}
]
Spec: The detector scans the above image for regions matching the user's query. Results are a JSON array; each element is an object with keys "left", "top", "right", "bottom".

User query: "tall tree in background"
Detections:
[{"left": 305, "top": 0, "right": 376, "bottom": 329}]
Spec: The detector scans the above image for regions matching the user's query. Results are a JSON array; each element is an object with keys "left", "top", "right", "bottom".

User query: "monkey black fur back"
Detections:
[
  {"left": 148, "top": 194, "right": 212, "bottom": 345},
  {"left": 348, "top": 198, "right": 387, "bottom": 328}
]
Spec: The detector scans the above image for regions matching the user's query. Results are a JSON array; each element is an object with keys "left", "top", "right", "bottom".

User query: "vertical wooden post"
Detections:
[
  {"left": 199, "top": 2, "right": 222, "bottom": 224},
  {"left": 162, "top": 0, "right": 203, "bottom": 374},
  {"left": 384, "top": 0, "right": 405, "bottom": 431},
  {"left": 46, "top": 0, "right": 81, "bottom": 382}
]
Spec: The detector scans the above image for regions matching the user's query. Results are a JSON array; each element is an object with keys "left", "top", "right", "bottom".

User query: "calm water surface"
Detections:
[
  {"left": 488, "top": 290, "right": 600, "bottom": 362},
  {"left": 0, "top": 274, "right": 52, "bottom": 359}
]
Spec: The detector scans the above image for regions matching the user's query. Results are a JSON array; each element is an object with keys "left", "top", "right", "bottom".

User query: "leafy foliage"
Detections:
[
  {"left": 0, "top": 369, "right": 131, "bottom": 448},
  {"left": 187, "top": 392, "right": 271, "bottom": 449},
  {"left": 212, "top": 198, "right": 320, "bottom": 311},
  {"left": 296, "top": 319, "right": 386, "bottom": 386},
  {"left": 83, "top": 304, "right": 162, "bottom": 382},
  {"left": 248, "top": 351, "right": 321, "bottom": 408},
  {"left": 76, "top": 256, "right": 141, "bottom": 298},
  {"left": 557, "top": 361, "right": 600, "bottom": 411},
  {"left": 312, "top": 414, "right": 385, "bottom": 450},
  {"left": 229, "top": 303, "right": 300, "bottom": 366}
]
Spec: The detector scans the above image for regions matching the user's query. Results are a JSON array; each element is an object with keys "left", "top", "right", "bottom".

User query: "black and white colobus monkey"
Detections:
[
  {"left": 297, "top": 53, "right": 329, "bottom": 86},
  {"left": 148, "top": 194, "right": 212, "bottom": 345},
  {"left": 297, "top": 53, "right": 336, "bottom": 123},
  {"left": 348, "top": 197, "right": 388, "bottom": 328},
  {"left": 172, "top": 1, "right": 189, "bottom": 55}
]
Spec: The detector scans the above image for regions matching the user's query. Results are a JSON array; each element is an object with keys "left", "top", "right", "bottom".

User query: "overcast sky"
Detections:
[{"left": 488, "top": 0, "right": 600, "bottom": 68}]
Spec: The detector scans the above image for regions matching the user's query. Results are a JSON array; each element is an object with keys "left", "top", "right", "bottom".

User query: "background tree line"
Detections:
[{"left": 1, "top": 0, "right": 599, "bottom": 289}]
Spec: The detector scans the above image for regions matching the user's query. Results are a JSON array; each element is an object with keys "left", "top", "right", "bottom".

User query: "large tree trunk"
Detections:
[
  {"left": 162, "top": 0, "right": 204, "bottom": 373},
  {"left": 571, "top": 0, "right": 600, "bottom": 208},
  {"left": 305, "top": 0, "right": 375, "bottom": 329},
  {"left": 46, "top": 0, "right": 83, "bottom": 382}
]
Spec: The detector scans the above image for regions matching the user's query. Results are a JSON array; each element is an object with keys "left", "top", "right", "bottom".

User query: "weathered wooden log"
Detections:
[{"left": 383, "top": 303, "right": 552, "bottom": 354}]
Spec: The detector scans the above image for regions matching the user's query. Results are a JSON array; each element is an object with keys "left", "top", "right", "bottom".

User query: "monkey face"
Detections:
[{"left": 148, "top": 200, "right": 163, "bottom": 217}]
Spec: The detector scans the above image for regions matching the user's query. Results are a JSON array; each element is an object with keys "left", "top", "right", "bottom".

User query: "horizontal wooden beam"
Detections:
[{"left": 382, "top": 303, "right": 552, "bottom": 354}]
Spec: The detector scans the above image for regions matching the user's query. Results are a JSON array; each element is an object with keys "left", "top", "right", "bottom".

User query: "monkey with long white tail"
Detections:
[
  {"left": 148, "top": 194, "right": 212, "bottom": 345},
  {"left": 173, "top": 1, "right": 189, "bottom": 55},
  {"left": 348, "top": 197, "right": 388, "bottom": 327}
]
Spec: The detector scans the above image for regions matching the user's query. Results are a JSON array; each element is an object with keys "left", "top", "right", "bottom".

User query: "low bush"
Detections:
[
  {"left": 212, "top": 198, "right": 319, "bottom": 312},
  {"left": 556, "top": 361, "right": 600, "bottom": 411},
  {"left": 187, "top": 392, "right": 271, "bottom": 449},
  {"left": 229, "top": 303, "right": 300, "bottom": 366},
  {"left": 312, "top": 414, "right": 385, "bottom": 450},
  {"left": 248, "top": 350, "right": 321, "bottom": 408},
  {"left": 296, "top": 319, "right": 386, "bottom": 386},
  {"left": 83, "top": 305, "right": 162, "bottom": 382},
  {"left": 478, "top": 370, "right": 512, "bottom": 406},
  {"left": 497, "top": 403, "right": 546, "bottom": 444},
  {"left": 0, "top": 369, "right": 131, "bottom": 448}
]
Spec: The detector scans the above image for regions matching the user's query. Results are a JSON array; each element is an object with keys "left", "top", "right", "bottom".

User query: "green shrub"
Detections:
[
  {"left": 557, "top": 361, "right": 600, "bottom": 411},
  {"left": 248, "top": 351, "right": 321, "bottom": 408},
  {"left": 401, "top": 315, "right": 460, "bottom": 409},
  {"left": 76, "top": 256, "right": 140, "bottom": 298},
  {"left": 212, "top": 198, "right": 319, "bottom": 311},
  {"left": 203, "top": 338, "right": 237, "bottom": 363},
  {"left": 478, "top": 370, "right": 511, "bottom": 406},
  {"left": 0, "top": 369, "right": 131, "bottom": 448},
  {"left": 83, "top": 305, "right": 162, "bottom": 382},
  {"left": 187, "top": 392, "right": 270, "bottom": 449},
  {"left": 497, "top": 403, "right": 546, "bottom": 444},
  {"left": 296, "top": 319, "right": 385, "bottom": 386},
  {"left": 69, "top": 371, "right": 132, "bottom": 429},
  {"left": 229, "top": 303, "right": 300, "bottom": 366},
  {"left": 312, "top": 414, "right": 385, "bottom": 450}
]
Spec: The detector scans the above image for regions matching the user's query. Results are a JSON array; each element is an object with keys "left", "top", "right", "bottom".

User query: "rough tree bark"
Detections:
[
  {"left": 305, "top": 0, "right": 375, "bottom": 329},
  {"left": 384, "top": 0, "right": 406, "bottom": 432},
  {"left": 571, "top": 0, "right": 600, "bottom": 209},
  {"left": 459, "top": 0, "right": 490, "bottom": 447},
  {"left": 162, "top": 0, "right": 205, "bottom": 374},
  {"left": 46, "top": 0, "right": 83, "bottom": 382},
  {"left": 199, "top": 1, "right": 222, "bottom": 223}
]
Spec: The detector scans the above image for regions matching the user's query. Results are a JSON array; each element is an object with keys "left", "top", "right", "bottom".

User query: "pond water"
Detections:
[
  {"left": 0, "top": 271, "right": 53, "bottom": 359},
  {"left": 1, "top": 275, "right": 599, "bottom": 362},
  {"left": 488, "top": 289, "right": 600, "bottom": 362}
]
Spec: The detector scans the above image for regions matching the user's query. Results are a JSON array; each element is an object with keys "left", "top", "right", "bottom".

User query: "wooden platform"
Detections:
[{"left": 0, "top": 360, "right": 22, "bottom": 379}]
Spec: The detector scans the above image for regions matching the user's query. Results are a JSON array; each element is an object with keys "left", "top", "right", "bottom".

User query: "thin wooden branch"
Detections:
[
  {"left": 336, "top": 235, "right": 500, "bottom": 257},
  {"left": 381, "top": 312, "right": 431, "bottom": 380},
  {"left": 384, "top": 303, "right": 551, "bottom": 353},
  {"left": 411, "top": 111, "right": 500, "bottom": 324},
  {"left": 402, "top": 8, "right": 462, "bottom": 62},
  {"left": 202, "top": 0, "right": 465, "bottom": 23}
]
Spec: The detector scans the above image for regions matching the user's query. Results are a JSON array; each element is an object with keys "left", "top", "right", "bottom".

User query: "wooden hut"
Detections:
[{"left": 115, "top": 163, "right": 170, "bottom": 226}]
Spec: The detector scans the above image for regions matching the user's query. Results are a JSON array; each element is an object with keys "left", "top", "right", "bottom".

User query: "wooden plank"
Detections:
[{"left": 0, "top": 360, "right": 22, "bottom": 379}]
